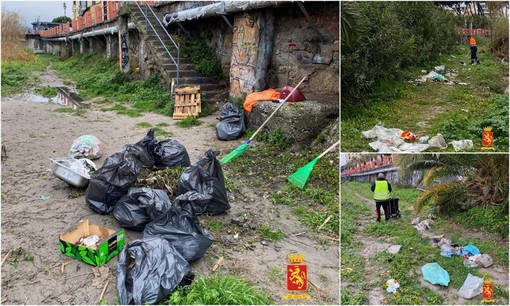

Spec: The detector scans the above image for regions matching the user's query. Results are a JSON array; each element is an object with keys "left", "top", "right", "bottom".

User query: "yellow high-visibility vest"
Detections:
[{"left": 374, "top": 180, "right": 390, "bottom": 200}]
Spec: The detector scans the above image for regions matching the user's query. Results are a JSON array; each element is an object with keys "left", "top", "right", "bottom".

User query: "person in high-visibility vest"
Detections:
[
  {"left": 370, "top": 173, "right": 392, "bottom": 222},
  {"left": 467, "top": 35, "right": 480, "bottom": 65}
]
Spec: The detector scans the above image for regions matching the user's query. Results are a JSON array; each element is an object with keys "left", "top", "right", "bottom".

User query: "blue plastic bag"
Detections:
[
  {"left": 422, "top": 263, "right": 450, "bottom": 286},
  {"left": 464, "top": 244, "right": 481, "bottom": 255}
]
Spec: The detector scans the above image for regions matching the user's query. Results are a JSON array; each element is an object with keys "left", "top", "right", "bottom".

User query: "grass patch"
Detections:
[
  {"left": 168, "top": 273, "right": 271, "bottom": 305},
  {"left": 341, "top": 42, "right": 509, "bottom": 152},
  {"left": 101, "top": 103, "right": 142, "bottom": 117},
  {"left": 34, "top": 86, "right": 57, "bottom": 97},
  {"left": 223, "top": 142, "right": 338, "bottom": 235},
  {"left": 153, "top": 127, "right": 173, "bottom": 138},
  {"left": 156, "top": 122, "right": 170, "bottom": 127},
  {"left": 259, "top": 224, "right": 285, "bottom": 241},
  {"left": 176, "top": 116, "right": 203, "bottom": 128},
  {"left": 51, "top": 53, "right": 172, "bottom": 115},
  {"left": 55, "top": 107, "right": 86, "bottom": 116},
  {"left": 136, "top": 122, "right": 153, "bottom": 128},
  {"left": 1, "top": 54, "right": 55, "bottom": 96}
]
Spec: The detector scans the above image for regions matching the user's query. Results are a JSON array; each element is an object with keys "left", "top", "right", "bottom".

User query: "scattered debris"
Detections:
[
  {"left": 1, "top": 250, "right": 13, "bottom": 266},
  {"left": 474, "top": 254, "right": 493, "bottom": 268},
  {"left": 463, "top": 256, "right": 479, "bottom": 268},
  {"left": 212, "top": 256, "right": 224, "bottom": 272},
  {"left": 362, "top": 125, "right": 430, "bottom": 152},
  {"left": 450, "top": 140, "right": 474, "bottom": 151},
  {"left": 387, "top": 245, "right": 402, "bottom": 255},
  {"left": 386, "top": 279, "right": 400, "bottom": 294},
  {"left": 458, "top": 273, "right": 483, "bottom": 299},
  {"left": 97, "top": 280, "right": 109, "bottom": 304},
  {"left": 422, "top": 262, "right": 450, "bottom": 286},
  {"left": 91, "top": 266, "right": 110, "bottom": 289},
  {"left": 317, "top": 215, "right": 333, "bottom": 231},
  {"left": 414, "top": 219, "right": 433, "bottom": 231},
  {"left": 411, "top": 217, "right": 421, "bottom": 225},
  {"left": 60, "top": 261, "right": 71, "bottom": 274},
  {"left": 39, "top": 195, "right": 50, "bottom": 201},
  {"left": 69, "top": 135, "right": 103, "bottom": 160},
  {"left": 428, "top": 133, "right": 448, "bottom": 149}
]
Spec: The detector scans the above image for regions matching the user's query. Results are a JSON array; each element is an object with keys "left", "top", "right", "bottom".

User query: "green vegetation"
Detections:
[
  {"left": 341, "top": 43, "right": 509, "bottom": 151},
  {"left": 341, "top": 182, "right": 509, "bottom": 305},
  {"left": 52, "top": 52, "right": 172, "bottom": 115},
  {"left": 168, "top": 274, "right": 271, "bottom": 305},
  {"left": 35, "top": 86, "right": 57, "bottom": 97},
  {"left": 153, "top": 127, "right": 172, "bottom": 138},
  {"left": 397, "top": 154, "right": 509, "bottom": 237},
  {"left": 341, "top": 1, "right": 509, "bottom": 152},
  {"left": 223, "top": 141, "right": 338, "bottom": 236},
  {"left": 342, "top": 1, "right": 458, "bottom": 102},
  {"left": 1, "top": 55, "right": 53, "bottom": 96},
  {"left": 254, "top": 129, "right": 292, "bottom": 150},
  {"left": 55, "top": 107, "right": 86, "bottom": 117},
  {"left": 185, "top": 37, "right": 223, "bottom": 80},
  {"left": 136, "top": 122, "right": 153, "bottom": 128},
  {"left": 176, "top": 116, "right": 203, "bottom": 128}
]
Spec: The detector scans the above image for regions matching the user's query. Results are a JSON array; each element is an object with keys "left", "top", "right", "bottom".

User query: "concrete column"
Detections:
[
  {"left": 79, "top": 38, "right": 85, "bottom": 54},
  {"left": 138, "top": 33, "right": 147, "bottom": 77},
  {"left": 106, "top": 35, "right": 113, "bottom": 59},
  {"left": 118, "top": 16, "right": 130, "bottom": 73},
  {"left": 229, "top": 11, "right": 275, "bottom": 97}
]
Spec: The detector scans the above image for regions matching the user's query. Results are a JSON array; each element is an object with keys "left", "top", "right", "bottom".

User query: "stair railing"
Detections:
[{"left": 134, "top": 1, "right": 180, "bottom": 86}]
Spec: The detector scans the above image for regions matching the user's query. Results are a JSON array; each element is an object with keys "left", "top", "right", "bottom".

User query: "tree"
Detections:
[
  {"left": 397, "top": 154, "right": 509, "bottom": 212},
  {"left": 52, "top": 16, "right": 71, "bottom": 23}
]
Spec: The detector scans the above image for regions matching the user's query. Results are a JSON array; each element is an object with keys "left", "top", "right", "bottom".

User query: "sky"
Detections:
[{"left": 2, "top": 1, "right": 73, "bottom": 28}]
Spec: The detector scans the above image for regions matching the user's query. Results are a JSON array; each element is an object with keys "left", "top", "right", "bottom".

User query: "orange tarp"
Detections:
[{"left": 243, "top": 89, "right": 280, "bottom": 112}]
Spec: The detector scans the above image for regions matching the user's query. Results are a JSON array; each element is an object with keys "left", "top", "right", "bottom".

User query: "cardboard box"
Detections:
[{"left": 59, "top": 219, "right": 125, "bottom": 266}]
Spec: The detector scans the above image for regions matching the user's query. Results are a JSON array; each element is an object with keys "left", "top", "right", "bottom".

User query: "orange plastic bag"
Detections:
[{"left": 243, "top": 89, "right": 280, "bottom": 112}]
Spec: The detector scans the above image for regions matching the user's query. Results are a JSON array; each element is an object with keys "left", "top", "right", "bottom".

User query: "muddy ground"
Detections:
[{"left": 1, "top": 68, "right": 339, "bottom": 304}]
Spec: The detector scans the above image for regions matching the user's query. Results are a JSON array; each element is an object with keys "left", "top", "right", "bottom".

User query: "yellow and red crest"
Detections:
[
  {"left": 481, "top": 279, "right": 495, "bottom": 303},
  {"left": 481, "top": 127, "right": 494, "bottom": 150},
  {"left": 286, "top": 254, "right": 307, "bottom": 291}
]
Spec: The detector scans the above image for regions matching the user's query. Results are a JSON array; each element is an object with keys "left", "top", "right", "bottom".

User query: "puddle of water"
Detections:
[{"left": 23, "top": 93, "right": 65, "bottom": 105}]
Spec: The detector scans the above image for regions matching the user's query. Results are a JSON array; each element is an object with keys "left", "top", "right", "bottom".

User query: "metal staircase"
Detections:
[{"left": 129, "top": 2, "right": 228, "bottom": 104}]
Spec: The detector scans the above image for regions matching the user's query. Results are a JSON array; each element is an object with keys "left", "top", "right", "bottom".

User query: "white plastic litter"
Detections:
[
  {"left": 428, "top": 133, "right": 448, "bottom": 149},
  {"left": 69, "top": 159, "right": 97, "bottom": 179},
  {"left": 362, "top": 125, "right": 430, "bottom": 153},
  {"left": 450, "top": 140, "right": 474, "bottom": 151},
  {"left": 463, "top": 256, "right": 479, "bottom": 268},
  {"left": 69, "top": 135, "right": 103, "bottom": 160},
  {"left": 387, "top": 245, "right": 402, "bottom": 255},
  {"left": 474, "top": 254, "right": 493, "bottom": 268},
  {"left": 434, "top": 65, "right": 446, "bottom": 74},
  {"left": 458, "top": 273, "right": 483, "bottom": 299},
  {"left": 386, "top": 279, "right": 400, "bottom": 294}
]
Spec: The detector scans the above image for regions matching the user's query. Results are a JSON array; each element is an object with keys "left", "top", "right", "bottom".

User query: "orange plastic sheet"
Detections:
[{"left": 243, "top": 89, "right": 280, "bottom": 112}]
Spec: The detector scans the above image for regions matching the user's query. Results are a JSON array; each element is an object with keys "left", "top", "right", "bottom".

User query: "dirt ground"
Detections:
[{"left": 1, "top": 68, "right": 339, "bottom": 304}]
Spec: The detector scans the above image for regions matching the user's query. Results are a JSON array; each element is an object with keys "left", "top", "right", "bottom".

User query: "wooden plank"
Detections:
[{"left": 175, "top": 86, "right": 200, "bottom": 95}]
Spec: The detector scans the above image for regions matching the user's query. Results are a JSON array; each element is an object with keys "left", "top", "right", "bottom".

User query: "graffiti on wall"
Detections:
[
  {"left": 120, "top": 32, "right": 129, "bottom": 70},
  {"left": 230, "top": 13, "right": 259, "bottom": 97}
]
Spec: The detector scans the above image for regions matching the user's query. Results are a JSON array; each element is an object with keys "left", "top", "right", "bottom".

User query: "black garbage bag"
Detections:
[
  {"left": 123, "top": 128, "right": 157, "bottom": 168},
  {"left": 216, "top": 102, "right": 246, "bottom": 140},
  {"left": 172, "top": 190, "right": 212, "bottom": 215},
  {"left": 117, "top": 237, "right": 191, "bottom": 305},
  {"left": 153, "top": 139, "right": 191, "bottom": 168},
  {"left": 113, "top": 188, "right": 172, "bottom": 231},
  {"left": 177, "top": 150, "right": 230, "bottom": 215},
  {"left": 143, "top": 192, "right": 213, "bottom": 262},
  {"left": 86, "top": 151, "right": 144, "bottom": 215}
]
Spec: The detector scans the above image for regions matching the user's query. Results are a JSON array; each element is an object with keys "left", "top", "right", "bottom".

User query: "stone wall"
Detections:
[
  {"left": 154, "top": 1, "right": 339, "bottom": 96},
  {"left": 269, "top": 3, "right": 339, "bottom": 95}
]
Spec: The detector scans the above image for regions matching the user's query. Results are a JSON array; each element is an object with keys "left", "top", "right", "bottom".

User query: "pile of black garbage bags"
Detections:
[{"left": 85, "top": 129, "right": 231, "bottom": 305}]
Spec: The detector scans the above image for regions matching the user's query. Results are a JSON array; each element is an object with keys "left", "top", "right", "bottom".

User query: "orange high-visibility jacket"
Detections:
[{"left": 469, "top": 37, "right": 477, "bottom": 46}]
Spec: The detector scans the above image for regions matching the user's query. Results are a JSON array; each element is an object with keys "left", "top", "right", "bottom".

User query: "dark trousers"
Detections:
[
  {"left": 470, "top": 46, "right": 478, "bottom": 62},
  {"left": 375, "top": 200, "right": 390, "bottom": 221}
]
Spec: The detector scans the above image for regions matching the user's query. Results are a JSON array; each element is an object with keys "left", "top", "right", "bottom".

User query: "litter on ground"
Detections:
[
  {"left": 386, "top": 279, "right": 400, "bottom": 294},
  {"left": 458, "top": 273, "right": 484, "bottom": 299},
  {"left": 422, "top": 262, "right": 450, "bottom": 286}
]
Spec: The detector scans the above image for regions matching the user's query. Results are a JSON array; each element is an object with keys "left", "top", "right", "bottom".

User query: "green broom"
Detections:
[
  {"left": 220, "top": 76, "right": 307, "bottom": 164},
  {"left": 288, "top": 140, "right": 340, "bottom": 189}
]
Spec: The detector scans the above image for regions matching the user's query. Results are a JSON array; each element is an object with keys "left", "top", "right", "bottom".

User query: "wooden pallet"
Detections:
[{"left": 173, "top": 86, "right": 201, "bottom": 119}]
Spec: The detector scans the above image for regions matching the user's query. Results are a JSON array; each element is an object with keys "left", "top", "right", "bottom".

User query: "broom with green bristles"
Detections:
[
  {"left": 288, "top": 140, "right": 340, "bottom": 189},
  {"left": 220, "top": 76, "right": 307, "bottom": 164}
]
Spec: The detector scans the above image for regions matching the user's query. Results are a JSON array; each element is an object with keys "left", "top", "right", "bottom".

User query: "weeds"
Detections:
[
  {"left": 259, "top": 224, "right": 285, "bottom": 241},
  {"left": 35, "top": 86, "right": 57, "bottom": 97},
  {"left": 136, "top": 122, "right": 153, "bottom": 128},
  {"left": 168, "top": 273, "right": 271, "bottom": 304}
]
